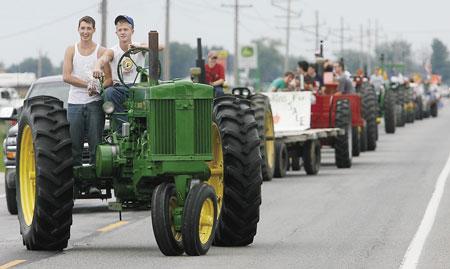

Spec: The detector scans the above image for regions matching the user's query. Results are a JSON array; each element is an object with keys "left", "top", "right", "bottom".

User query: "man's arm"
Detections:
[
  {"left": 93, "top": 49, "right": 114, "bottom": 79},
  {"left": 97, "top": 47, "right": 113, "bottom": 87},
  {"left": 211, "top": 64, "right": 225, "bottom": 86},
  {"left": 63, "top": 46, "right": 88, "bottom": 88},
  {"left": 129, "top": 43, "right": 164, "bottom": 51}
]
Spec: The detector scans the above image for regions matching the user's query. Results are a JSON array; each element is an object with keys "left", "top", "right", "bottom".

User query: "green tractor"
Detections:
[{"left": 15, "top": 31, "right": 262, "bottom": 256}]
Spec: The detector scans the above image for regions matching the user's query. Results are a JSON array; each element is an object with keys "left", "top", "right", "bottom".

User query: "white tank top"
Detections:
[
  {"left": 68, "top": 43, "right": 101, "bottom": 104},
  {"left": 110, "top": 44, "right": 146, "bottom": 85}
]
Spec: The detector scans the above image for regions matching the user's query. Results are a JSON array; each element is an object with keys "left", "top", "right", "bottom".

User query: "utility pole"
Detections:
[
  {"left": 100, "top": 0, "right": 107, "bottom": 47},
  {"left": 359, "top": 24, "right": 364, "bottom": 69},
  {"left": 374, "top": 19, "right": 379, "bottom": 51},
  {"left": 37, "top": 50, "right": 42, "bottom": 78},
  {"left": 164, "top": 0, "right": 170, "bottom": 80},
  {"left": 340, "top": 16, "right": 344, "bottom": 56},
  {"left": 223, "top": 1, "right": 252, "bottom": 86},
  {"left": 367, "top": 19, "right": 372, "bottom": 75},
  {"left": 315, "top": 10, "right": 319, "bottom": 53},
  {"left": 284, "top": 0, "right": 292, "bottom": 71}
]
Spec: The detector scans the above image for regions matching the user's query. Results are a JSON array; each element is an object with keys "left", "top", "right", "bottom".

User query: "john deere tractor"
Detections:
[{"left": 15, "top": 31, "right": 262, "bottom": 256}]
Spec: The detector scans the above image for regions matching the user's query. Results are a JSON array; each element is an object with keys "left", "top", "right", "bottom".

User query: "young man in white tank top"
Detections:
[
  {"left": 63, "top": 16, "right": 112, "bottom": 194},
  {"left": 93, "top": 15, "right": 162, "bottom": 130}
]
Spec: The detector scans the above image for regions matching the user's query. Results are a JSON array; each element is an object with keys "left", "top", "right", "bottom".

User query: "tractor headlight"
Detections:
[
  {"left": 103, "top": 101, "right": 115, "bottom": 114},
  {"left": 232, "top": 88, "right": 241, "bottom": 96},
  {"left": 241, "top": 88, "right": 250, "bottom": 97}
]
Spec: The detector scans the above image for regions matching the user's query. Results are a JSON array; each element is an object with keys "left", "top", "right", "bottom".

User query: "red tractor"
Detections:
[{"left": 311, "top": 82, "right": 363, "bottom": 168}]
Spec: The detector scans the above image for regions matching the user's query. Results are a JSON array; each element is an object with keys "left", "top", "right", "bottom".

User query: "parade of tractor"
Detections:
[{"left": 1, "top": 1, "right": 450, "bottom": 268}]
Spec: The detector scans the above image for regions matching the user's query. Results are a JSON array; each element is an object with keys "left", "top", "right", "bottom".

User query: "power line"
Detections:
[{"left": 0, "top": 4, "right": 98, "bottom": 40}]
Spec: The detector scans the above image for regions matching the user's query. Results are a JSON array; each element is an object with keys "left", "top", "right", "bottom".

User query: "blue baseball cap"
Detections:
[{"left": 114, "top": 15, "right": 134, "bottom": 28}]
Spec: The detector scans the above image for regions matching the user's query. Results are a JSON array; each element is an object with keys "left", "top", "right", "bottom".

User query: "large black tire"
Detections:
[
  {"left": 362, "top": 86, "right": 378, "bottom": 151},
  {"left": 291, "top": 154, "right": 301, "bottom": 171},
  {"left": 274, "top": 141, "right": 288, "bottom": 178},
  {"left": 431, "top": 102, "right": 438, "bottom": 117},
  {"left": 302, "top": 140, "right": 321, "bottom": 175},
  {"left": 17, "top": 96, "right": 74, "bottom": 250},
  {"left": 384, "top": 90, "right": 396, "bottom": 134},
  {"left": 396, "top": 104, "right": 405, "bottom": 127},
  {"left": 5, "top": 169, "right": 17, "bottom": 215},
  {"left": 360, "top": 126, "right": 367, "bottom": 152},
  {"left": 151, "top": 183, "right": 184, "bottom": 256},
  {"left": 334, "top": 99, "right": 352, "bottom": 168},
  {"left": 212, "top": 96, "right": 262, "bottom": 247},
  {"left": 250, "top": 94, "right": 275, "bottom": 182},
  {"left": 352, "top": 127, "right": 360, "bottom": 157},
  {"left": 182, "top": 183, "right": 218, "bottom": 256},
  {"left": 415, "top": 97, "right": 423, "bottom": 120}
]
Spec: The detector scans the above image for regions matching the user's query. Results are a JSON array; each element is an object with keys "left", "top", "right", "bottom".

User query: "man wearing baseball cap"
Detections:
[
  {"left": 205, "top": 50, "right": 225, "bottom": 97},
  {"left": 93, "top": 15, "right": 145, "bottom": 129}
]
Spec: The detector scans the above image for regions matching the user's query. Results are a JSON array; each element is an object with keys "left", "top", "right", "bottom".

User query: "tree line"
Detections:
[{"left": 0, "top": 38, "right": 448, "bottom": 83}]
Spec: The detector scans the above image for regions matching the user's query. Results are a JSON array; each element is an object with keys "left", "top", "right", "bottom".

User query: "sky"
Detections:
[{"left": 1, "top": 0, "right": 450, "bottom": 68}]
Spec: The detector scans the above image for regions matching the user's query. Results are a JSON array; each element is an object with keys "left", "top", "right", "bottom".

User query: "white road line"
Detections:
[{"left": 399, "top": 152, "right": 450, "bottom": 269}]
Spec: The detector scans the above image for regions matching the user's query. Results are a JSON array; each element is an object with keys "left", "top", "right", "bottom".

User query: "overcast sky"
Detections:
[{"left": 1, "top": 0, "right": 449, "bottom": 67}]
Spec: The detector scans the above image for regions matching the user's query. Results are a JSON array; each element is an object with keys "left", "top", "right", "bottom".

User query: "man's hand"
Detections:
[{"left": 92, "top": 67, "right": 103, "bottom": 79}]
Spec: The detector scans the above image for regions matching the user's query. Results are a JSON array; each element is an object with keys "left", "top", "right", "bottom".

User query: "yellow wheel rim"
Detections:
[
  {"left": 19, "top": 125, "right": 36, "bottom": 226},
  {"left": 198, "top": 198, "right": 214, "bottom": 244},
  {"left": 207, "top": 123, "right": 224, "bottom": 218},
  {"left": 169, "top": 196, "right": 182, "bottom": 243},
  {"left": 265, "top": 110, "right": 275, "bottom": 170}
]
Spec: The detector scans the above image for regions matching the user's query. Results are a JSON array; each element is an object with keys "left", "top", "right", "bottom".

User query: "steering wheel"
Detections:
[{"left": 117, "top": 47, "right": 161, "bottom": 88}]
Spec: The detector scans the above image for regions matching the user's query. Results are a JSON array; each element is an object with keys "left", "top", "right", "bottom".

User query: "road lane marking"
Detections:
[
  {"left": 0, "top": 260, "right": 26, "bottom": 269},
  {"left": 399, "top": 152, "right": 450, "bottom": 269},
  {"left": 97, "top": 221, "right": 129, "bottom": 233}
]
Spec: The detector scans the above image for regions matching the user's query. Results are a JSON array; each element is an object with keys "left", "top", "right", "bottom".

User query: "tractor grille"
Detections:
[
  {"left": 194, "top": 99, "right": 212, "bottom": 155},
  {"left": 151, "top": 99, "right": 176, "bottom": 155}
]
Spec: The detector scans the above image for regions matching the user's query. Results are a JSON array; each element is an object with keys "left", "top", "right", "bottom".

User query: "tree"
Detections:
[
  {"left": 375, "top": 40, "right": 417, "bottom": 75},
  {"left": 335, "top": 49, "right": 375, "bottom": 75},
  {"left": 7, "top": 56, "right": 56, "bottom": 77},
  {"left": 430, "top": 38, "right": 450, "bottom": 81}
]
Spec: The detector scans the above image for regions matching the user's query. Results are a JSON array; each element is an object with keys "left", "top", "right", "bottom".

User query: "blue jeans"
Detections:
[
  {"left": 67, "top": 100, "right": 105, "bottom": 166},
  {"left": 213, "top": 86, "right": 224, "bottom": 97},
  {"left": 104, "top": 84, "right": 129, "bottom": 131}
]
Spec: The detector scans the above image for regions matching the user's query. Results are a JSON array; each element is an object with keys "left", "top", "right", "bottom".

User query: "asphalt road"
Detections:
[{"left": 2, "top": 103, "right": 450, "bottom": 268}]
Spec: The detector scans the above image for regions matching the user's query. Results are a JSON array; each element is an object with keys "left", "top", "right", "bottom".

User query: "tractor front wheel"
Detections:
[
  {"left": 5, "top": 169, "right": 17, "bottom": 215},
  {"left": 17, "top": 96, "right": 74, "bottom": 250},
  {"left": 182, "top": 183, "right": 218, "bottom": 256},
  {"left": 151, "top": 183, "right": 184, "bottom": 256}
]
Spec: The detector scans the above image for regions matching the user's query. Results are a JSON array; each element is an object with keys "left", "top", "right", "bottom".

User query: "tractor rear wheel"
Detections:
[
  {"left": 415, "top": 97, "right": 423, "bottom": 120},
  {"left": 360, "top": 126, "right": 367, "bottom": 152},
  {"left": 212, "top": 96, "right": 262, "bottom": 247},
  {"left": 182, "top": 183, "right": 218, "bottom": 256},
  {"left": 274, "top": 141, "right": 288, "bottom": 177},
  {"left": 431, "top": 103, "right": 438, "bottom": 117},
  {"left": 5, "top": 169, "right": 17, "bottom": 215},
  {"left": 151, "top": 183, "right": 184, "bottom": 256},
  {"left": 352, "top": 127, "right": 360, "bottom": 157},
  {"left": 303, "top": 140, "right": 321, "bottom": 175},
  {"left": 362, "top": 86, "right": 378, "bottom": 150},
  {"left": 334, "top": 99, "right": 352, "bottom": 168},
  {"left": 384, "top": 90, "right": 396, "bottom": 134},
  {"left": 250, "top": 94, "right": 275, "bottom": 182},
  {"left": 17, "top": 96, "right": 74, "bottom": 250}
]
